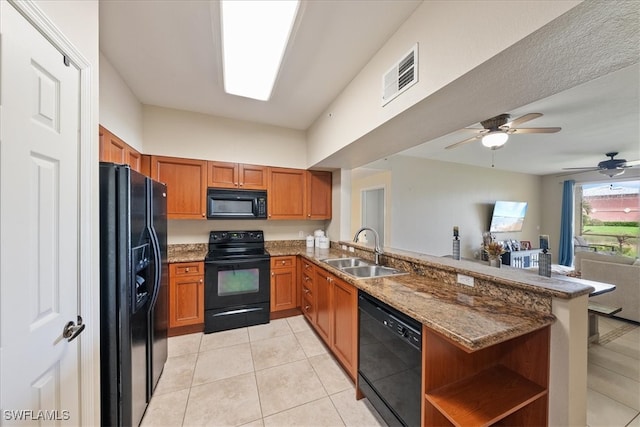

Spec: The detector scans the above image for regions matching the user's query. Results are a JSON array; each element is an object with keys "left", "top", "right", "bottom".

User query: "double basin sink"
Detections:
[{"left": 321, "top": 257, "right": 408, "bottom": 279}]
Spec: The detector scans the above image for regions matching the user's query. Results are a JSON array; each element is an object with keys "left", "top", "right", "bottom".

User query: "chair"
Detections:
[{"left": 574, "top": 236, "right": 597, "bottom": 253}]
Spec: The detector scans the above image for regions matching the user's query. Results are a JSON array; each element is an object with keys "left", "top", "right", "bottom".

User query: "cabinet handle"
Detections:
[
  {"left": 239, "top": 182, "right": 243, "bottom": 187},
  {"left": 303, "top": 288, "right": 310, "bottom": 294},
  {"left": 304, "top": 305, "right": 310, "bottom": 311},
  {"left": 304, "top": 276, "right": 310, "bottom": 281},
  {"left": 199, "top": 279, "right": 203, "bottom": 283},
  {"left": 185, "top": 268, "right": 190, "bottom": 273},
  {"left": 281, "top": 260, "right": 286, "bottom": 265},
  {"left": 271, "top": 272, "right": 274, "bottom": 276},
  {"left": 202, "top": 213, "right": 205, "bottom": 217}
]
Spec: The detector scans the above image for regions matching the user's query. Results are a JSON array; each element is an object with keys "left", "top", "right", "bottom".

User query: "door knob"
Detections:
[{"left": 62, "top": 315, "right": 85, "bottom": 342}]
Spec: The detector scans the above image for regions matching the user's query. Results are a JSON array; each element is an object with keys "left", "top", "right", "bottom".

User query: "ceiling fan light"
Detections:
[
  {"left": 599, "top": 168, "right": 625, "bottom": 178},
  {"left": 481, "top": 131, "right": 509, "bottom": 148}
]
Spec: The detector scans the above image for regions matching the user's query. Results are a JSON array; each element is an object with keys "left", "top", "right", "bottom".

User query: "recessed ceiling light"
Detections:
[{"left": 220, "top": 0, "right": 299, "bottom": 101}]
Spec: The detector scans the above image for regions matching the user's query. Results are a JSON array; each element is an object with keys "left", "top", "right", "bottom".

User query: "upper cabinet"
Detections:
[
  {"left": 267, "top": 168, "right": 332, "bottom": 220},
  {"left": 99, "top": 125, "right": 143, "bottom": 173},
  {"left": 268, "top": 167, "right": 306, "bottom": 219},
  {"left": 306, "top": 171, "right": 332, "bottom": 220},
  {"left": 149, "top": 155, "right": 208, "bottom": 220},
  {"left": 207, "top": 161, "right": 267, "bottom": 190}
]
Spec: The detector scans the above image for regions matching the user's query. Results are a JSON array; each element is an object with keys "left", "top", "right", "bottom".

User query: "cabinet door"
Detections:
[
  {"left": 127, "top": 148, "right": 142, "bottom": 172},
  {"left": 270, "top": 256, "right": 297, "bottom": 312},
  {"left": 331, "top": 278, "right": 357, "bottom": 379},
  {"left": 268, "top": 167, "right": 306, "bottom": 219},
  {"left": 150, "top": 156, "right": 207, "bottom": 219},
  {"left": 239, "top": 164, "right": 267, "bottom": 190},
  {"left": 207, "top": 161, "right": 238, "bottom": 189},
  {"left": 169, "top": 263, "right": 204, "bottom": 328},
  {"left": 307, "top": 170, "right": 332, "bottom": 219},
  {"left": 99, "top": 125, "right": 126, "bottom": 164},
  {"left": 271, "top": 267, "right": 296, "bottom": 312},
  {"left": 313, "top": 268, "right": 332, "bottom": 344}
]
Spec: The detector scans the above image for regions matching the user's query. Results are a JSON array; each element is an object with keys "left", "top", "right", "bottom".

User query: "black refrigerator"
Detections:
[{"left": 99, "top": 162, "right": 168, "bottom": 426}]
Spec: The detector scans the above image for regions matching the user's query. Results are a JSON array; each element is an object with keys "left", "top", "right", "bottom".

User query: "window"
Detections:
[{"left": 578, "top": 180, "right": 639, "bottom": 257}]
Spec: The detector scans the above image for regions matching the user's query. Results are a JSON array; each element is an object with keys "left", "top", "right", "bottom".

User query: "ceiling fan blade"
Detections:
[
  {"left": 511, "top": 127, "right": 562, "bottom": 134},
  {"left": 506, "top": 113, "right": 542, "bottom": 127},
  {"left": 624, "top": 159, "right": 640, "bottom": 166},
  {"left": 445, "top": 135, "right": 481, "bottom": 150}
]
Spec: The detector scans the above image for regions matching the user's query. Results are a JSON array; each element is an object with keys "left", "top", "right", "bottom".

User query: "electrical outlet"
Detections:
[
  {"left": 457, "top": 274, "right": 474, "bottom": 287},
  {"left": 348, "top": 246, "right": 355, "bottom": 252}
]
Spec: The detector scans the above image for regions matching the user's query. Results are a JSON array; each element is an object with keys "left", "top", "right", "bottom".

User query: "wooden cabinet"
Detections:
[
  {"left": 270, "top": 256, "right": 297, "bottom": 312},
  {"left": 331, "top": 277, "right": 357, "bottom": 378},
  {"left": 299, "top": 259, "right": 315, "bottom": 323},
  {"left": 423, "top": 325, "right": 550, "bottom": 426},
  {"left": 307, "top": 263, "right": 358, "bottom": 379},
  {"left": 208, "top": 161, "right": 267, "bottom": 190},
  {"left": 306, "top": 170, "right": 332, "bottom": 219},
  {"left": 169, "top": 262, "right": 205, "bottom": 330},
  {"left": 268, "top": 168, "right": 332, "bottom": 220},
  {"left": 149, "top": 155, "right": 207, "bottom": 219},
  {"left": 313, "top": 268, "right": 332, "bottom": 344},
  {"left": 268, "top": 167, "right": 306, "bottom": 219},
  {"left": 99, "top": 125, "right": 143, "bottom": 173}
]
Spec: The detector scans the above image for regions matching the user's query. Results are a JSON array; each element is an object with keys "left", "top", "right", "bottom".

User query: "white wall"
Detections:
[
  {"left": 143, "top": 105, "right": 306, "bottom": 167},
  {"left": 99, "top": 52, "right": 144, "bottom": 151},
  {"left": 382, "top": 156, "right": 542, "bottom": 258},
  {"left": 306, "top": 1, "right": 580, "bottom": 166},
  {"left": 351, "top": 169, "right": 392, "bottom": 246}
]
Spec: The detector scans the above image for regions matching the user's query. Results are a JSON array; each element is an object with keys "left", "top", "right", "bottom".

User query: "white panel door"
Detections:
[{"left": 0, "top": 3, "right": 82, "bottom": 424}]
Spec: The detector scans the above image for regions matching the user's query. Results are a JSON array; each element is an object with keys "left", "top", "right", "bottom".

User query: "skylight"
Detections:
[{"left": 220, "top": 0, "right": 299, "bottom": 101}]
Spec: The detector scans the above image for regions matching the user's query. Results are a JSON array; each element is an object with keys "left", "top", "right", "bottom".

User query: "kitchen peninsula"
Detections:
[{"left": 170, "top": 239, "right": 605, "bottom": 426}]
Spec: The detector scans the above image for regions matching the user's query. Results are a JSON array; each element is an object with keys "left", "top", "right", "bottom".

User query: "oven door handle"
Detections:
[
  {"left": 206, "top": 258, "right": 269, "bottom": 266},
  {"left": 211, "top": 307, "right": 264, "bottom": 317}
]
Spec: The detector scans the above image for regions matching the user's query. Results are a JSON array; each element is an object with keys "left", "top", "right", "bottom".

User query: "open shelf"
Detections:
[{"left": 425, "top": 365, "right": 547, "bottom": 427}]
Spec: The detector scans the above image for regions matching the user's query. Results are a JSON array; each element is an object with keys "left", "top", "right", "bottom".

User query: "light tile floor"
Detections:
[
  {"left": 142, "top": 316, "right": 387, "bottom": 427},
  {"left": 587, "top": 316, "right": 640, "bottom": 427},
  {"left": 144, "top": 315, "right": 640, "bottom": 426}
]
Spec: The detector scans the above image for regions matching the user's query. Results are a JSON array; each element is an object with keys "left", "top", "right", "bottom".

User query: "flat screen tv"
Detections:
[{"left": 489, "top": 201, "right": 528, "bottom": 233}]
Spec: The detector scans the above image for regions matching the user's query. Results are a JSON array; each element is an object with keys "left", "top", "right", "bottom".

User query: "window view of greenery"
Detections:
[{"left": 580, "top": 181, "right": 639, "bottom": 258}]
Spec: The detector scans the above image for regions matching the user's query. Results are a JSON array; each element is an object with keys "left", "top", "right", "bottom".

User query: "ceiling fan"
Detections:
[
  {"left": 445, "top": 113, "right": 561, "bottom": 150},
  {"left": 562, "top": 152, "right": 640, "bottom": 177}
]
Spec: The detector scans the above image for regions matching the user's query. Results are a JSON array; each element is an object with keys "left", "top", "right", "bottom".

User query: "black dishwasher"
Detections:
[{"left": 358, "top": 291, "right": 422, "bottom": 427}]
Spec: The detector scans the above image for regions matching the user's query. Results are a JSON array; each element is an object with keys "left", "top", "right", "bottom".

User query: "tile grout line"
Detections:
[{"left": 181, "top": 333, "right": 204, "bottom": 426}]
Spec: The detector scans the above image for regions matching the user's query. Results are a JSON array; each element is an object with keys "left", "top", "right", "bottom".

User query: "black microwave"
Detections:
[{"left": 206, "top": 188, "right": 267, "bottom": 219}]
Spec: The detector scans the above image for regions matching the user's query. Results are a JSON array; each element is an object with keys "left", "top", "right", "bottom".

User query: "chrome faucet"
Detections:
[{"left": 353, "top": 227, "right": 383, "bottom": 265}]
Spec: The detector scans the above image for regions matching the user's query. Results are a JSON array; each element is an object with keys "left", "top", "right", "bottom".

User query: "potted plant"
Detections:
[{"left": 484, "top": 241, "right": 505, "bottom": 267}]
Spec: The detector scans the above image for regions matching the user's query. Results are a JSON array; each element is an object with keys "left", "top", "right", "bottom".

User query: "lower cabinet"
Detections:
[
  {"left": 270, "top": 256, "right": 297, "bottom": 312},
  {"left": 169, "top": 262, "right": 204, "bottom": 331},
  {"left": 308, "top": 262, "right": 357, "bottom": 380}
]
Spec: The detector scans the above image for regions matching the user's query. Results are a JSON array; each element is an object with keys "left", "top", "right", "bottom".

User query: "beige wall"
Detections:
[
  {"left": 140, "top": 105, "right": 317, "bottom": 244},
  {"left": 99, "top": 52, "right": 144, "bottom": 151},
  {"left": 143, "top": 105, "right": 306, "bottom": 167},
  {"left": 306, "top": 1, "right": 580, "bottom": 166},
  {"left": 371, "top": 156, "right": 543, "bottom": 259},
  {"left": 351, "top": 169, "right": 392, "bottom": 246}
]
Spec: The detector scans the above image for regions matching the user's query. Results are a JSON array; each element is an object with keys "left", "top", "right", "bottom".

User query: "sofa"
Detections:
[{"left": 575, "top": 251, "right": 640, "bottom": 323}]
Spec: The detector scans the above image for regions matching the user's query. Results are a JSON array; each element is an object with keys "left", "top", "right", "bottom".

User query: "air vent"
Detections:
[{"left": 382, "top": 44, "right": 418, "bottom": 106}]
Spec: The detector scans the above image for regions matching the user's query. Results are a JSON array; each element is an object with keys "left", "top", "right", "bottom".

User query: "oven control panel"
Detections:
[{"left": 210, "top": 230, "right": 264, "bottom": 243}]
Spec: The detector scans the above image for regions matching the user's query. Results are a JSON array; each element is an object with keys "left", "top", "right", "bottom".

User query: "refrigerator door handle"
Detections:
[{"left": 148, "top": 226, "right": 162, "bottom": 309}]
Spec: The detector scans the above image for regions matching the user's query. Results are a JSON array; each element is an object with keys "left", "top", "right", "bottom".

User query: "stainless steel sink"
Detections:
[
  {"left": 340, "top": 265, "right": 408, "bottom": 279},
  {"left": 322, "top": 257, "right": 371, "bottom": 269}
]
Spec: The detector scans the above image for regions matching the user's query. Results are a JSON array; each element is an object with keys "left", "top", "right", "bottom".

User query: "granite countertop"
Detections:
[
  {"left": 167, "top": 243, "right": 208, "bottom": 263},
  {"left": 167, "top": 242, "right": 601, "bottom": 351},
  {"left": 271, "top": 245, "right": 556, "bottom": 351}
]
